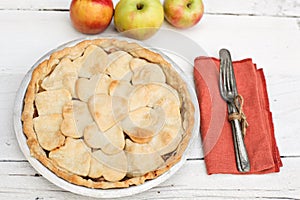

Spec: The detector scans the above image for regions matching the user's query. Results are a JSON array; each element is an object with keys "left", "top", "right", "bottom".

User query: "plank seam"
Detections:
[{"left": 0, "top": 8, "right": 299, "bottom": 19}]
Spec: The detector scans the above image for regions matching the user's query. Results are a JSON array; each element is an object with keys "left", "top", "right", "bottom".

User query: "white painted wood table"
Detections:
[{"left": 1, "top": 0, "right": 299, "bottom": 199}]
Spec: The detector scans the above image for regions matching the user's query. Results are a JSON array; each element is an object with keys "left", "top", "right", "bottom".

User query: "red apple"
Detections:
[
  {"left": 70, "top": 0, "right": 114, "bottom": 34},
  {"left": 164, "top": 0, "right": 204, "bottom": 29}
]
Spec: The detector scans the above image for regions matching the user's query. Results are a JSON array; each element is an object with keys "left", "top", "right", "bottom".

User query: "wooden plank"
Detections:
[
  {"left": 0, "top": 74, "right": 26, "bottom": 160},
  {"left": 0, "top": 0, "right": 70, "bottom": 10},
  {"left": 186, "top": 14, "right": 300, "bottom": 76},
  {"left": 0, "top": 158, "right": 299, "bottom": 199},
  {"left": 0, "top": 10, "right": 117, "bottom": 72},
  {"left": 0, "top": 0, "right": 299, "bottom": 17},
  {"left": 1, "top": 72, "right": 300, "bottom": 161},
  {"left": 0, "top": 10, "right": 90, "bottom": 73},
  {"left": 0, "top": 12, "right": 298, "bottom": 160},
  {"left": 205, "top": 0, "right": 300, "bottom": 17},
  {"left": 267, "top": 74, "right": 300, "bottom": 156},
  {"left": 0, "top": 10, "right": 299, "bottom": 76},
  {"left": 0, "top": 12, "right": 299, "bottom": 159}
]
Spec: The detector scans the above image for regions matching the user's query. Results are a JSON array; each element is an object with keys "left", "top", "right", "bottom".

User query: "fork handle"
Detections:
[{"left": 229, "top": 102, "right": 250, "bottom": 172}]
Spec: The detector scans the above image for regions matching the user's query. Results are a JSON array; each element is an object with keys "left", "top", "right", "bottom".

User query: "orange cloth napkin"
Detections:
[{"left": 194, "top": 57, "right": 282, "bottom": 174}]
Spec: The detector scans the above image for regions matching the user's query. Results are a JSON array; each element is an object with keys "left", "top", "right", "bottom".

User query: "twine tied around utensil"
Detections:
[{"left": 228, "top": 94, "right": 249, "bottom": 137}]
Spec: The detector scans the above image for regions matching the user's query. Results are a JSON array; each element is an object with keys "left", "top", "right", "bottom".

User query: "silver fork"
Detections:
[{"left": 219, "top": 49, "right": 250, "bottom": 172}]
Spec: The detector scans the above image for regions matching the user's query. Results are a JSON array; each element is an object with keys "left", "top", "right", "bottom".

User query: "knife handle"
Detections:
[{"left": 229, "top": 102, "right": 250, "bottom": 172}]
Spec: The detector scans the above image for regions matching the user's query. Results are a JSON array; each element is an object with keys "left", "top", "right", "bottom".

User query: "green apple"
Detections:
[
  {"left": 164, "top": 0, "right": 204, "bottom": 29},
  {"left": 114, "top": 0, "right": 164, "bottom": 40}
]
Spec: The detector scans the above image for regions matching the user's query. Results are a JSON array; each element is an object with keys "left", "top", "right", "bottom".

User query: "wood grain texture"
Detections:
[
  {"left": 0, "top": 0, "right": 299, "bottom": 199},
  {"left": 0, "top": 158, "right": 299, "bottom": 199},
  {"left": 1, "top": 71, "right": 299, "bottom": 160},
  {"left": 0, "top": 11, "right": 299, "bottom": 75}
]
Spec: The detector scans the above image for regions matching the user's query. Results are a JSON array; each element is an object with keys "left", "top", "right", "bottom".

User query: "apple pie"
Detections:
[{"left": 22, "top": 38, "right": 195, "bottom": 189}]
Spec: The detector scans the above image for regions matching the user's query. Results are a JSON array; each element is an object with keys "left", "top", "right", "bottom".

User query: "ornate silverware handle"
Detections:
[{"left": 229, "top": 102, "right": 250, "bottom": 172}]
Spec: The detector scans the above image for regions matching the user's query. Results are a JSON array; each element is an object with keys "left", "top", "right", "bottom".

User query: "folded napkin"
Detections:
[{"left": 194, "top": 57, "right": 282, "bottom": 174}]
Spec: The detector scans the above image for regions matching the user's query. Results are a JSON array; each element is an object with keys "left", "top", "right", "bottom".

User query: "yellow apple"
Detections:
[{"left": 114, "top": 0, "right": 164, "bottom": 40}]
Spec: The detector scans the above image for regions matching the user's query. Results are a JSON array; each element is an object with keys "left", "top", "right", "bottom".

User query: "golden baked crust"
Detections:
[{"left": 22, "top": 38, "right": 195, "bottom": 189}]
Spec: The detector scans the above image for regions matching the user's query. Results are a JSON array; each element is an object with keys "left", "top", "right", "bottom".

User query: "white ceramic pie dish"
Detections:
[{"left": 13, "top": 36, "right": 200, "bottom": 198}]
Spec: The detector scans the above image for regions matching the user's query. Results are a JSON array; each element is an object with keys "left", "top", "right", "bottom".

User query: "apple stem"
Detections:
[
  {"left": 136, "top": 3, "right": 144, "bottom": 10},
  {"left": 187, "top": 2, "right": 192, "bottom": 9}
]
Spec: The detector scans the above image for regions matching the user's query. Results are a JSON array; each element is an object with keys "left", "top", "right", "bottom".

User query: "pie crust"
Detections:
[{"left": 22, "top": 38, "right": 195, "bottom": 189}]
